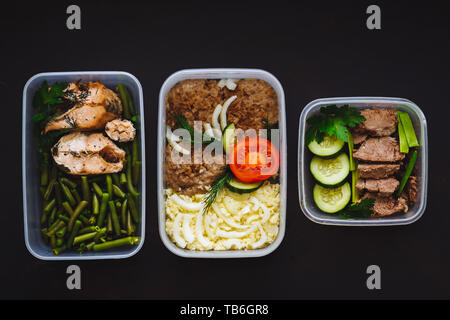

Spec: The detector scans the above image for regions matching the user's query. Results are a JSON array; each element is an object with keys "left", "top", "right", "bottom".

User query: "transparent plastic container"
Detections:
[
  {"left": 22, "top": 71, "right": 146, "bottom": 260},
  {"left": 157, "top": 69, "right": 287, "bottom": 257},
  {"left": 298, "top": 97, "right": 428, "bottom": 226}
]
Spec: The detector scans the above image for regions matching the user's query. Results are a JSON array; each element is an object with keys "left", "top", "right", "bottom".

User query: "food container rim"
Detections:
[
  {"left": 22, "top": 71, "right": 146, "bottom": 260},
  {"left": 298, "top": 96, "right": 428, "bottom": 226},
  {"left": 157, "top": 68, "right": 287, "bottom": 258}
]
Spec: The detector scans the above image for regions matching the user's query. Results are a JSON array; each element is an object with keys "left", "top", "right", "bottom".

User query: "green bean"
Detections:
[
  {"left": 92, "top": 182, "right": 103, "bottom": 197},
  {"left": 66, "top": 220, "right": 82, "bottom": 249},
  {"left": 116, "top": 84, "right": 131, "bottom": 119},
  {"left": 81, "top": 176, "right": 90, "bottom": 204},
  {"left": 44, "top": 199, "right": 56, "bottom": 213},
  {"left": 92, "top": 193, "right": 99, "bottom": 215},
  {"left": 106, "top": 214, "right": 113, "bottom": 234},
  {"left": 93, "top": 236, "right": 140, "bottom": 252},
  {"left": 62, "top": 201, "right": 74, "bottom": 216},
  {"left": 108, "top": 201, "right": 121, "bottom": 236},
  {"left": 73, "top": 231, "right": 96, "bottom": 246},
  {"left": 120, "top": 173, "right": 127, "bottom": 185},
  {"left": 106, "top": 175, "right": 113, "bottom": 201},
  {"left": 43, "top": 180, "right": 56, "bottom": 201},
  {"left": 48, "top": 206, "right": 57, "bottom": 227},
  {"left": 55, "top": 182, "right": 63, "bottom": 207},
  {"left": 112, "top": 173, "right": 120, "bottom": 186},
  {"left": 40, "top": 155, "right": 49, "bottom": 187},
  {"left": 40, "top": 209, "right": 48, "bottom": 225},
  {"left": 97, "top": 193, "right": 109, "bottom": 227},
  {"left": 56, "top": 238, "right": 64, "bottom": 247},
  {"left": 131, "top": 140, "right": 138, "bottom": 165},
  {"left": 132, "top": 161, "right": 141, "bottom": 186},
  {"left": 60, "top": 177, "right": 78, "bottom": 189},
  {"left": 86, "top": 241, "right": 96, "bottom": 251},
  {"left": 55, "top": 226, "right": 67, "bottom": 238},
  {"left": 40, "top": 186, "right": 46, "bottom": 196},
  {"left": 78, "top": 214, "right": 90, "bottom": 225},
  {"left": 127, "top": 193, "right": 139, "bottom": 223},
  {"left": 113, "top": 184, "right": 126, "bottom": 199},
  {"left": 50, "top": 235, "right": 57, "bottom": 248},
  {"left": 50, "top": 165, "right": 58, "bottom": 180},
  {"left": 124, "top": 86, "right": 136, "bottom": 116},
  {"left": 126, "top": 155, "right": 140, "bottom": 198},
  {"left": 53, "top": 245, "right": 67, "bottom": 255},
  {"left": 127, "top": 210, "right": 135, "bottom": 235},
  {"left": 67, "top": 200, "right": 88, "bottom": 232},
  {"left": 72, "top": 188, "right": 82, "bottom": 204},
  {"left": 121, "top": 199, "right": 128, "bottom": 227},
  {"left": 60, "top": 181, "right": 76, "bottom": 207},
  {"left": 47, "top": 220, "right": 66, "bottom": 237},
  {"left": 79, "top": 226, "right": 99, "bottom": 234},
  {"left": 58, "top": 214, "right": 70, "bottom": 223}
]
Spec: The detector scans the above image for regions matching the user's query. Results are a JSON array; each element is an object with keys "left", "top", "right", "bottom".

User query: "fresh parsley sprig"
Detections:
[
  {"left": 338, "top": 198, "right": 375, "bottom": 219},
  {"left": 306, "top": 104, "right": 366, "bottom": 145}
]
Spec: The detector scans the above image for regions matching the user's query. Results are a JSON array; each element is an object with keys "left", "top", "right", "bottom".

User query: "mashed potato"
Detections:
[{"left": 165, "top": 182, "right": 280, "bottom": 250}]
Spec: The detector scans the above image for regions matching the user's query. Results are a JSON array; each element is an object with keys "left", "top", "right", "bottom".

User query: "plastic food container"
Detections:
[
  {"left": 157, "top": 68, "right": 287, "bottom": 257},
  {"left": 22, "top": 71, "right": 146, "bottom": 260},
  {"left": 298, "top": 97, "right": 428, "bottom": 226}
]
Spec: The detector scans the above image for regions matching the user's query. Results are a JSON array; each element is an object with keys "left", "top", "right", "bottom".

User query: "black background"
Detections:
[{"left": 0, "top": 0, "right": 449, "bottom": 300}]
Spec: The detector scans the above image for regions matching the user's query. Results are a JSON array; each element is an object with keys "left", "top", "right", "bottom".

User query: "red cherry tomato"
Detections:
[{"left": 229, "top": 137, "right": 280, "bottom": 183}]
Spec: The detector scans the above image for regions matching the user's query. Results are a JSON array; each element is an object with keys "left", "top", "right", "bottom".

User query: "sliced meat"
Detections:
[
  {"left": 353, "top": 137, "right": 405, "bottom": 162},
  {"left": 52, "top": 132, "right": 126, "bottom": 175},
  {"left": 352, "top": 131, "right": 368, "bottom": 145},
  {"left": 354, "top": 108, "right": 398, "bottom": 137},
  {"left": 361, "top": 193, "right": 409, "bottom": 217},
  {"left": 406, "top": 176, "right": 418, "bottom": 204},
  {"left": 105, "top": 119, "right": 136, "bottom": 142},
  {"left": 165, "top": 144, "right": 226, "bottom": 196},
  {"left": 357, "top": 163, "right": 401, "bottom": 179},
  {"left": 44, "top": 81, "right": 122, "bottom": 134},
  {"left": 356, "top": 178, "right": 399, "bottom": 197}
]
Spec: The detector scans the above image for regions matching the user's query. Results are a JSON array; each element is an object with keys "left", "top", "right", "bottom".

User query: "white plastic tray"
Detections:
[
  {"left": 157, "top": 69, "right": 287, "bottom": 257},
  {"left": 22, "top": 71, "right": 146, "bottom": 260},
  {"left": 298, "top": 97, "right": 428, "bottom": 226}
]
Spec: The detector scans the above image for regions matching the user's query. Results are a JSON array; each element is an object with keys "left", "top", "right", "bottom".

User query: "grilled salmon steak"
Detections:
[
  {"left": 44, "top": 81, "right": 122, "bottom": 134},
  {"left": 51, "top": 132, "right": 126, "bottom": 175}
]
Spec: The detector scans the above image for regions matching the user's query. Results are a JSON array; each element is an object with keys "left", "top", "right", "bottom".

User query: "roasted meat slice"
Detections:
[
  {"left": 52, "top": 132, "right": 126, "bottom": 175},
  {"left": 353, "top": 137, "right": 405, "bottom": 162},
  {"left": 354, "top": 108, "right": 398, "bottom": 137},
  {"left": 44, "top": 81, "right": 122, "bottom": 134},
  {"left": 406, "top": 176, "right": 418, "bottom": 204},
  {"left": 361, "top": 192, "right": 408, "bottom": 217},
  {"left": 352, "top": 131, "right": 368, "bottom": 145},
  {"left": 357, "top": 163, "right": 401, "bottom": 179},
  {"left": 356, "top": 177, "right": 399, "bottom": 197}
]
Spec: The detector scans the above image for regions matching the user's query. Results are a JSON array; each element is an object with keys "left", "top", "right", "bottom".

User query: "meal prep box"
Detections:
[
  {"left": 158, "top": 69, "right": 287, "bottom": 257},
  {"left": 22, "top": 71, "right": 146, "bottom": 260},
  {"left": 298, "top": 97, "right": 428, "bottom": 226}
]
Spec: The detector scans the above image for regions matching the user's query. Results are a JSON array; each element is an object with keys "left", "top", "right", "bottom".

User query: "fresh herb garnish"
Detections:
[
  {"left": 306, "top": 104, "right": 366, "bottom": 145},
  {"left": 339, "top": 198, "right": 375, "bottom": 219},
  {"left": 174, "top": 114, "right": 215, "bottom": 144},
  {"left": 202, "top": 168, "right": 231, "bottom": 215},
  {"left": 32, "top": 80, "right": 68, "bottom": 166}
]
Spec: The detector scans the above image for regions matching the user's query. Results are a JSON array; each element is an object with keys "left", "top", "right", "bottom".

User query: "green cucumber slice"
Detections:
[
  {"left": 313, "top": 182, "right": 351, "bottom": 214},
  {"left": 308, "top": 134, "right": 345, "bottom": 157},
  {"left": 310, "top": 153, "right": 350, "bottom": 186},
  {"left": 222, "top": 123, "right": 236, "bottom": 154},
  {"left": 226, "top": 177, "right": 262, "bottom": 194}
]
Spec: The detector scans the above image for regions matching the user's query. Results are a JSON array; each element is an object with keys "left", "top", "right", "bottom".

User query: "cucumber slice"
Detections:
[
  {"left": 222, "top": 123, "right": 236, "bottom": 154},
  {"left": 226, "top": 176, "right": 262, "bottom": 194},
  {"left": 313, "top": 182, "right": 351, "bottom": 214},
  {"left": 308, "top": 134, "right": 345, "bottom": 157},
  {"left": 310, "top": 153, "right": 350, "bottom": 186}
]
